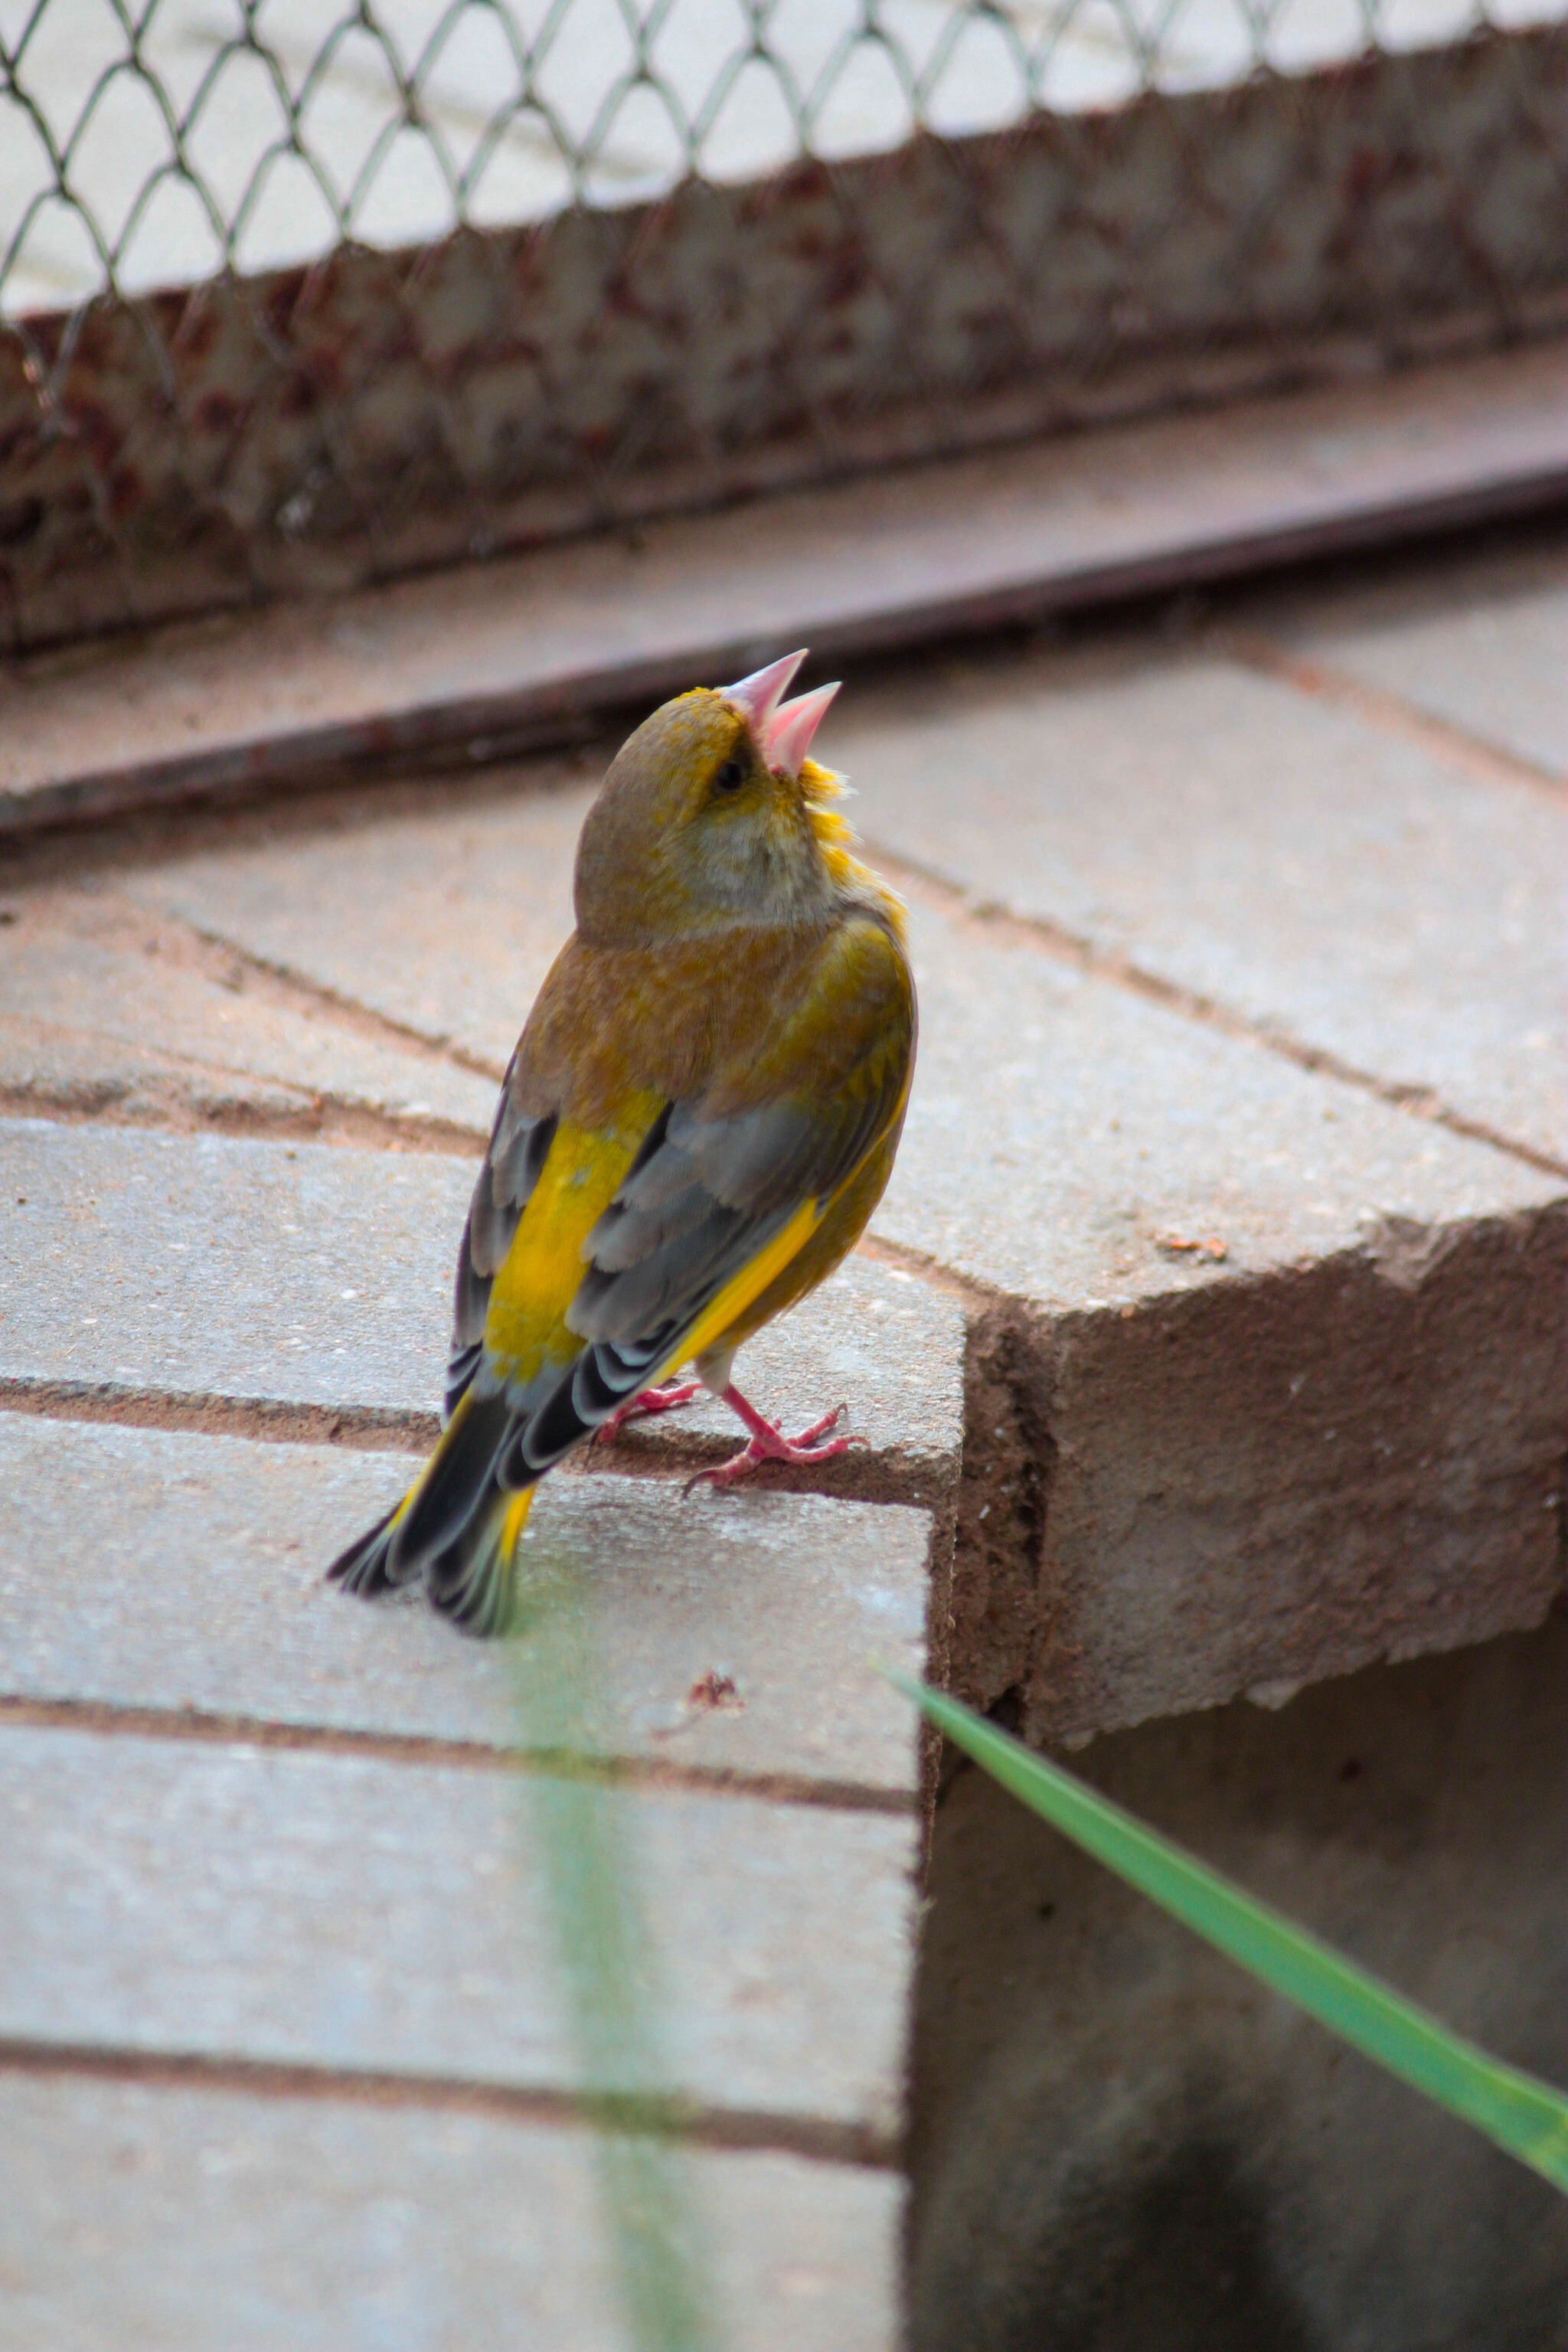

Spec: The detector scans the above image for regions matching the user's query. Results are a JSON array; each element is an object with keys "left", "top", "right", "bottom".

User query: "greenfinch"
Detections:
[{"left": 327, "top": 651, "right": 916, "bottom": 1635}]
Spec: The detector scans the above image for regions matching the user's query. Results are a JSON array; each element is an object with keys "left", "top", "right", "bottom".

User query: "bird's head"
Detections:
[{"left": 574, "top": 650, "right": 876, "bottom": 946}]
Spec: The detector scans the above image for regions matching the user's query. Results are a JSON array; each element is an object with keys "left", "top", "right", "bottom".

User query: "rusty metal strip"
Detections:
[
  {"left": 3, "top": 334, "right": 1567, "bottom": 838},
  {"left": 2, "top": 24, "right": 1566, "bottom": 656}
]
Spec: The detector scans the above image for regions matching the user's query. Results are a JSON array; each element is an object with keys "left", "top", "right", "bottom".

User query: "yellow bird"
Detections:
[{"left": 327, "top": 650, "right": 916, "bottom": 1635}]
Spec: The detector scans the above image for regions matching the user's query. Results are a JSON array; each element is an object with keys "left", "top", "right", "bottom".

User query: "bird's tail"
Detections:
[{"left": 325, "top": 1386, "right": 535, "bottom": 1637}]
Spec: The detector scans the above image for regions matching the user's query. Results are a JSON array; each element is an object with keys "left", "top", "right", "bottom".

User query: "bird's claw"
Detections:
[
  {"left": 593, "top": 1379, "right": 702, "bottom": 1445},
  {"left": 683, "top": 1402, "right": 864, "bottom": 1495}
]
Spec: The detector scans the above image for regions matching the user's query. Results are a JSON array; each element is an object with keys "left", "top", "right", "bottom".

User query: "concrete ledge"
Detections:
[
  {"left": 1006, "top": 1207, "right": 1568, "bottom": 1744},
  {"left": 0, "top": 1721, "right": 916, "bottom": 2142},
  {"left": 0, "top": 1117, "right": 964, "bottom": 1508},
  {"left": 3, "top": 338, "right": 1566, "bottom": 832},
  {"left": 0, "top": 1414, "right": 931, "bottom": 1797}
]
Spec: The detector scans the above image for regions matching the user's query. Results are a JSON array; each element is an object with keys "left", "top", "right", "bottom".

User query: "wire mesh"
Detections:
[
  {"left": 2, "top": 1, "right": 1566, "bottom": 647},
  {"left": 4, "top": 0, "right": 1565, "bottom": 313}
]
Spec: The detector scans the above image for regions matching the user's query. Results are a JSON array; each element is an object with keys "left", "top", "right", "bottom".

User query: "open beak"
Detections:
[
  {"left": 720, "top": 650, "right": 840, "bottom": 779},
  {"left": 721, "top": 649, "right": 807, "bottom": 736},
  {"left": 766, "top": 681, "right": 841, "bottom": 779}
]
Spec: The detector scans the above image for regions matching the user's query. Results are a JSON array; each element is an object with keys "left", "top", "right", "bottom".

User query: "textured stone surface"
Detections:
[
  {"left": 0, "top": 2075, "right": 902, "bottom": 2352},
  {"left": 0, "top": 1722, "right": 916, "bottom": 2135},
  {"left": 881, "top": 905, "right": 1557, "bottom": 1309},
  {"left": 876, "top": 909, "right": 1567, "bottom": 1733},
  {"left": 126, "top": 778, "right": 594, "bottom": 1072},
  {"left": 0, "top": 887, "right": 496, "bottom": 1135},
  {"left": 0, "top": 1118, "right": 963, "bottom": 1483},
  {"left": 835, "top": 642, "right": 1568, "bottom": 1165},
  {"left": 0, "top": 1118, "right": 471, "bottom": 1416},
  {"left": 116, "top": 751, "right": 1563, "bottom": 1289},
  {"left": 1018, "top": 1202, "right": 1568, "bottom": 1743},
  {"left": 0, "top": 1416, "right": 929, "bottom": 1792},
  {"left": 1275, "top": 537, "right": 1568, "bottom": 782}
]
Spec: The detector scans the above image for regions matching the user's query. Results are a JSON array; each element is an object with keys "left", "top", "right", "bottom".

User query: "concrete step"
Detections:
[
  {"left": 0, "top": 1413, "right": 929, "bottom": 1797},
  {"left": 0, "top": 884, "right": 496, "bottom": 1141},
  {"left": 1, "top": 2073, "right": 901, "bottom": 2352},
  {"left": 98, "top": 740, "right": 1567, "bottom": 1741},
  {"left": 0, "top": 1117, "right": 965, "bottom": 1504},
  {"left": 0, "top": 1717, "right": 916, "bottom": 2140},
  {"left": 835, "top": 629, "right": 1568, "bottom": 1168},
  {"left": 4, "top": 338, "right": 1567, "bottom": 834}
]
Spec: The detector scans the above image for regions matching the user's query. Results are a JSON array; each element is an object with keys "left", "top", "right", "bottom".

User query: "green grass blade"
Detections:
[
  {"left": 513, "top": 1540, "right": 717, "bottom": 2352},
  {"left": 894, "top": 1672, "right": 1568, "bottom": 2195}
]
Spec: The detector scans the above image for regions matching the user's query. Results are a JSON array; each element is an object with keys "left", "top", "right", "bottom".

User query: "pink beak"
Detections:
[
  {"left": 720, "top": 649, "right": 840, "bottom": 778},
  {"left": 766, "top": 680, "right": 841, "bottom": 779},
  {"left": 721, "top": 649, "right": 807, "bottom": 735}
]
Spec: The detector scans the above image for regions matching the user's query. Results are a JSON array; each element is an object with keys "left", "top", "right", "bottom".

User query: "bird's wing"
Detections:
[
  {"left": 509, "top": 913, "right": 913, "bottom": 1469},
  {"left": 393, "top": 915, "right": 912, "bottom": 1570},
  {"left": 443, "top": 1071, "right": 559, "bottom": 1417}
]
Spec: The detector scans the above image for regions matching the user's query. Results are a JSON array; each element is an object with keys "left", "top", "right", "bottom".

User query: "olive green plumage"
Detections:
[{"left": 328, "top": 652, "right": 916, "bottom": 1635}]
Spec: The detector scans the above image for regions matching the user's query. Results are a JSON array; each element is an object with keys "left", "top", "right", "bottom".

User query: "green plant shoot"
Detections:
[
  {"left": 513, "top": 1536, "right": 717, "bottom": 2352},
  {"left": 894, "top": 1673, "right": 1568, "bottom": 2197}
]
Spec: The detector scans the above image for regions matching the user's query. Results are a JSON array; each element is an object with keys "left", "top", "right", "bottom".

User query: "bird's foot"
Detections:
[
  {"left": 684, "top": 1387, "right": 862, "bottom": 1493},
  {"left": 593, "top": 1379, "right": 703, "bottom": 1445}
]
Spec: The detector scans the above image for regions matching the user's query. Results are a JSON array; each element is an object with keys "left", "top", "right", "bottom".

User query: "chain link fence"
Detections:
[{"left": 2, "top": 0, "right": 1567, "bottom": 645}]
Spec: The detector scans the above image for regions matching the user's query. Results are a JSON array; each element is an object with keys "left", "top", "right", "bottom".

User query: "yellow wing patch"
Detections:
[{"left": 484, "top": 1097, "right": 660, "bottom": 1387}]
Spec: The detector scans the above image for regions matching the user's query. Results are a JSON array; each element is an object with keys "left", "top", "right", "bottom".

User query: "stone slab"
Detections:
[
  {"left": 0, "top": 1117, "right": 472, "bottom": 1418},
  {"left": 116, "top": 724, "right": 1560, "bottom": 1251},
  {"left": 0, "top": 1416, "right": 929, "bottom": 1793},
  {"left": 0, "top": 886, "right": 497, "bottom": 1137},
  {"left": 1275, "top": 533, "right": 1568, "bottom": 782},
  {"left": 125, "top": 776, "right": 595, "bottom": 1073},
  {"left": 875, "top": 904, "right": 1568, "bottom": 1734},
  {"left": 0, "top": 2074, "right": 901, "bottom": 2351},
  {"left": 833, "top": 641, "right": 1568, "bottom": 1165},
  {"left": 0, "top": 1722, "right": 916, "bottom": 2136},
  {"left": 880, "top": 905, "right": 1558, "bottom": 1309},
  {"left": 0, "top": 1118, "right": 963, "bottom": 1484}
]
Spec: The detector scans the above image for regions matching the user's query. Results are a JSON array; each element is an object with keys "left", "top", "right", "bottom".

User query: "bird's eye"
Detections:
[{"left": 714, "top": 756, "right": 746, "bottom": 793}]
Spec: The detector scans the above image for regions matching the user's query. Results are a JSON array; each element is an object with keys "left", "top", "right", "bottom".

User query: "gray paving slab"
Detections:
[
  {"left": 0, "top": 1117, "right": 471, "bottom": 1417},
  {"left": 0, "top": 1721, "right": 916, "bottom": 2136},
  {"left": 832, "top": 642, "right": 1568, "bottom": 1166},
  {"left": 0, "top": 2074, "right": 901, "bottom": 2352},
  {"left": 123, "top": 710, "right": 1568, "bottom": 1199},
  {"left": 880, "top": 904, "right": 1557, "bottom": 1308},
  {"left": 0, "top": 1416, "right": 928, "bottom": 1793},
  {"left": 126, "top": 779, "right": 596, "bottom": 1072},
  {"left": 0, "top": 1118, "right": 962, "bottom": 1482},
  {"left": 0, "top": 887, "right": 498, "bottom": 1135},
  {"left": 874, "top": 906, "right": 1567, "bottom": 1738},
  {"left": 1272, "top": 535, "right": 1568, "bottom": 782},
  {"left": 0, "top": 1017, "right": 320, "bottom": 1129}
]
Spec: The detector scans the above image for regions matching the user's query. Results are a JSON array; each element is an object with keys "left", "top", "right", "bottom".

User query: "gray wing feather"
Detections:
[
  {"left": 446, "top": 1086, "right": 557, "bottom": 1417},
  {"left": 565, "top": 1084, "right": 889, "bottom": 1351}
]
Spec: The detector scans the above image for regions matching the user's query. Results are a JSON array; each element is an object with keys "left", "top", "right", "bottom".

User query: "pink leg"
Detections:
[
  {"left": 684, "top": 1383, "right": 863, "bottom": 1491},
  {"left": 593, "top": 1378, "right": 702, "bottom": 1445}
]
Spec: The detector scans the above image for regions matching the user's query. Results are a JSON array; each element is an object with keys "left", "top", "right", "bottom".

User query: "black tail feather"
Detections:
[
  {"left": 426, "top": 1495, "right": 526, "bottom": 1638},
  {"left": 325, "top": 1501, "right": 403, "bottom": 1597},
  {"left": 387, "top": 1388, "right": 512, "bottom": 1577}
]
